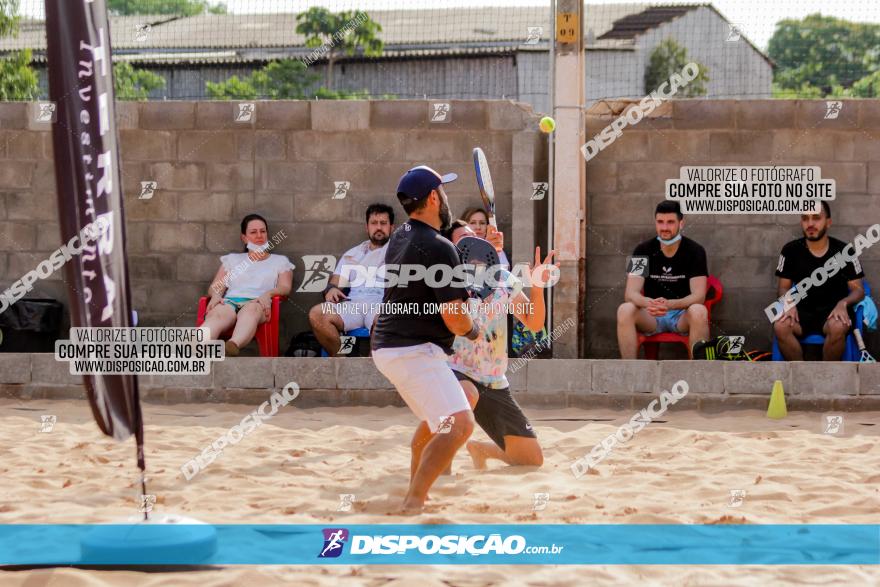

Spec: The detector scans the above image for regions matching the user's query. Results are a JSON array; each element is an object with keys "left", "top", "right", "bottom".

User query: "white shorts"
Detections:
[
  {"left": 372, "top": 342, "right": 471, "bottom": 433},
  {"left": 325, "top": 300, "right": 380, "bottom": 332}
]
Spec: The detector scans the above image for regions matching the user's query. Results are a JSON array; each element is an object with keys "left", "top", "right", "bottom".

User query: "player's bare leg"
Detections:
[
  {"left": 773, "top": 316, "right": 804, "bottom": 361},
  {"left": 403, "top": 409, "right": 474, "bottom": 513},
  {"left": 203, "top": 303, "right": 237, "bottom": 341},
  {"left": 228, "top": 301, "right": 267, "bottom": 349},
  {"left": 410, "top": 421, "right": 433, "bottom": 481},
  {"left": 443, "top": 381, "right": 479, "bottom": 475},
  {"left": 467, "top": 436, "right": 543, "bottom": 469},
  {"left": 309, "top": 303, "right": 344, "bottom": 356},
  {"left": 822, "top": 318, "right": 849, "bottom": 361},
  {"left": 617, "top": 302, "right": 658, "bottom": 359},
  {"left": 676, "top": 303, "right": 709, "bottom": 357}
]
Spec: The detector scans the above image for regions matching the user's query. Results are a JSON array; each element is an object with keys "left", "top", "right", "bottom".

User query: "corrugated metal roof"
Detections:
[
  {"left": 598, "top": 5, "right": 696, "bottom": 40},
  {"left": 2, "top": 3, "right": 765, "bottom": 64},
  {"left": 2, "top": 4, "right": 646, "bottom": 51}
]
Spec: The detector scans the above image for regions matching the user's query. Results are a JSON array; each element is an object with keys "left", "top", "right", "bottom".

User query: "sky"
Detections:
[{"left": 19, "top": 0, "right": 880, "bottom": 50}]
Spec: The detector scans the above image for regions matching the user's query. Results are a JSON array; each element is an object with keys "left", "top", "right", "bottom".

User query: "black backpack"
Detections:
[
  {"left": 284, "top": 331, "right": 323, "bottom": 357},
  {"left": 693, "top": 336, "right": 771, "bottom": 361}
]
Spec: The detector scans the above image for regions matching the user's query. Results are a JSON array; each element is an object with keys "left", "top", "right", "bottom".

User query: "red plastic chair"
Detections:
[
  {"left": 637, "top": 275, "right": 723, "bottom": 359},
  {"left": 196, "top": 295, "right": 285, "bottom": 357}
]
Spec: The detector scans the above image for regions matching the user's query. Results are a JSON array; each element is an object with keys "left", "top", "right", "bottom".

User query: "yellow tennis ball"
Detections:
[{"left": 539, "top": 116, "right": 556, "bottom": 133}]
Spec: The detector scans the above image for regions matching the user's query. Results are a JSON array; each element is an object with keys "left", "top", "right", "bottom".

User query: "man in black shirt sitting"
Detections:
[
  {"left": 772, "top": 201, "right": 865, "bottom": 360},
  {"left": 617, "top": 201, "right": 709, "bottom": 358},
  {"left": 371, "top": 165, "right": 479, "bottom": 513}
]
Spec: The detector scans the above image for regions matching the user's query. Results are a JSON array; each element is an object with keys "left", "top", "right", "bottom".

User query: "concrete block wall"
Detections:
[
  {"left": 0, "top": 100, "right": 544, "bottom": 350},
  {"left": 585, "top": 99, "right": 880, "bottom": 358},
  {"left": 3, "top": 354, "right": 879, "bottom": 411}
]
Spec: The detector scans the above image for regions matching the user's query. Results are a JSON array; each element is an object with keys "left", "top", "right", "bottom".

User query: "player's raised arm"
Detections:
[
  {"left": 440, "top": 299, "right": 478, "bottom": 339},
  {"left": 512, "top": 246, "right": 557, "bottom": 333}
]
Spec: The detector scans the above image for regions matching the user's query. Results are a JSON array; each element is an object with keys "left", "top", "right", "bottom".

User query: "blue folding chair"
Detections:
[
  {"left": 771, "top": 281, "right": 871, "bottom": 361},
  {"left": 320, "top": 327, "right": 371, "bottom": 357}
]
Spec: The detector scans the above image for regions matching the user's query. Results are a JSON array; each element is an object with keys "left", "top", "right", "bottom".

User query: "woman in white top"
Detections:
[{"left": 203, "top": 214, "right": 294, "bottom": 356}]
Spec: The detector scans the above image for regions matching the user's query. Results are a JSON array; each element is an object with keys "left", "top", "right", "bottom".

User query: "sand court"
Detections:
[
  {"left": 1, "top": 398, "right": 878, "bottom": 585},
  {"left": 2, "top": 399, "right": 878, "bottom": 524},
  {"left": 0, "top": 400, "right": 880, "bottom": 586}
]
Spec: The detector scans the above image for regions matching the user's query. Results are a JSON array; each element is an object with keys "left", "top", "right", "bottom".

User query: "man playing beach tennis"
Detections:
[
  {"left": 443, "top": 220, "right": 556, "bottom": 469},
  {"left": 371, "top": 165, "right": 479, "bottom": 512}
]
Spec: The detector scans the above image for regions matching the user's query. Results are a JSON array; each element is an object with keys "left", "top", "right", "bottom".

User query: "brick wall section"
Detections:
[
  {"left": 0, "top": 100, "right": 543, "bottom": 349},
  {"left": 586, "top": 99, "right": 880, "bottom": 358},
  {"left": 2, "top": 99, "right": 878, "bottom": 360},
  {"left": 2, "top": 354, "right": 879, "bottom": 411}
]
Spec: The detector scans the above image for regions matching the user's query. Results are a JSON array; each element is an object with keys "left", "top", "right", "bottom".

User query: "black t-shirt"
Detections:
[
  {"left": 371, "top": 218, "right": 468, "bottom": 354},
  {"left": 775, "top": 237, "right": 864, "bottom": 314},
  {"left": 631, "top": 236, "right": 708, "bottom": 300}
]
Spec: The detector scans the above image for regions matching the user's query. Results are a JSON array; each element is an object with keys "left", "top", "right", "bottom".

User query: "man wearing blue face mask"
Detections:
[{"left": 616, "top": 201, "right": 709, "bottom": 358}]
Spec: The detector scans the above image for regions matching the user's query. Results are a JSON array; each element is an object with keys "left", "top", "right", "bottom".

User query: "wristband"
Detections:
[{"left": 464, "top": 322, "right": 479, "bottom": 341}]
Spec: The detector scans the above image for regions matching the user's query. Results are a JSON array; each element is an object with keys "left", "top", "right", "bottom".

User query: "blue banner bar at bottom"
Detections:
[{"left": 0, "top": 524, "right": 877, "bottom": 565}]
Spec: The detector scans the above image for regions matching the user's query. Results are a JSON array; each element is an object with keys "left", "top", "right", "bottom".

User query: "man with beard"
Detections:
[
  {"left": 617, "top": 200, "right": 709, "bottom": 358},
  {"left": 371, "top": 165, "right": 477, "bottom": 513},
  {"left": 773, "top": 201, "right": 865, "bottom": 360},
  {"left": 309, "top": 203, "right": 394, "bottom": 356}
]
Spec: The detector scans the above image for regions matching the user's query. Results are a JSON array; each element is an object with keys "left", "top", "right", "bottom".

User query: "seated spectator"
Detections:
[
  {"left": 203, "top": 214, "right": 294, "bottom": 357},
  {"left": 460, "top": 206, "right": 509, "bottom": 268},
  {"left": 773, "top": 201, "right": 865, "bottom": 360},
  {"left": 308, "top": 203, "right": 394, "bottom": 356},
  {"left": 617, "top": 201, "right": 709, "bottom": 359}
]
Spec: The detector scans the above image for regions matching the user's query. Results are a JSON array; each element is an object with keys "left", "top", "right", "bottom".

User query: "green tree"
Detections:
[
  {"left": 0, "top": 0, "right": 39, "bottom": 101},
  {"left": 771, "top": 82, "right": 823, "bottom": 99},
  {"left": 768, "top": 14, "right": 880, "bottom": 96},
  {"left": 295, "top": 7, "right": 383, "bottom": 90},
  {"left": 850, "top": 71, "right": 880, "bottom": 98},
  {"left": 206, "top": 59, "right": 386, "bottom": 100},
  {"left": 206, "top": 75, "right": 258, "bottom": 100},
  {"left": 0, "top": 49, "right": 38, "bottom": 100},
  {"left": 0, "top": 0, "right": 19, "bottom": 36},
  {"left": 107, "top": 0, "right": 226, "bottom": 16},
  {"left": 644, "top": 38, "right": 709, "bottom": 97},
  {"left": 207, "top": 60, "right": 320, "bottom": 99},
  {"left": 113, "top": 62, "right": 165, "bottom": 100}
]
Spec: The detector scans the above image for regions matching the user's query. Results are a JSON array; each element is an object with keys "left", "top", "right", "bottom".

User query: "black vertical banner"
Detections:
[{"left": 44, "top": 0, "right": 143, "bottom": 453}]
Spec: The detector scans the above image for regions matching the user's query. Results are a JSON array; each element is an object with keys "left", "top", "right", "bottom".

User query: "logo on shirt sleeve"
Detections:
[{"left": 776, "top": 255, "right": 785, "bottom": 273}]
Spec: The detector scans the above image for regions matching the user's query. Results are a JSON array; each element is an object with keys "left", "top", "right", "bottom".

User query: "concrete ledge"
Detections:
[
  {"left": 659, "top": 361, "right": 724, "bottom": 395},
  {"left": 791, "top": 362, "right": 858, "bottom": 396},
  {"left": 723, "top": 362, "right": 791, "bottom": 394},
  {"left": 528, "top": 359, "right": 589, "bottom": 393},
  {"left": 31, "top": 354, "right": 81, "bottom": 386},
  {"left": 273, "top": 357, "right": 335, "bottom": 389},
  {"left": 858, "top": 363, "right": 880, "bottom": 395},
  {"left": 0, "top": 353, "right": 31, "bottom": 384},
  {"left": 212, "top": 358, "right": 275, "bottom": 389},
  {"left": 336, "top": 358, "right": 391, "bottom": 390},
  {"left": 4, "top": 355, "right": 876, "bottom": 411},
  {"left": 592, "top": 360, "right": 658, "bottom": 394}
]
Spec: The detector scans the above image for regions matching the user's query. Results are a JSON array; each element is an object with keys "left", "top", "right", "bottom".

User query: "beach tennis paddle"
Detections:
[
  {"left": 853, "top": 329, "right": 876, "bottom": 363},
  {"left": 473, "top": 147, "right": 497, "bottom": 228},
  {"left": 457, "top": 236, "right": 500, "bottom": 300}
]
